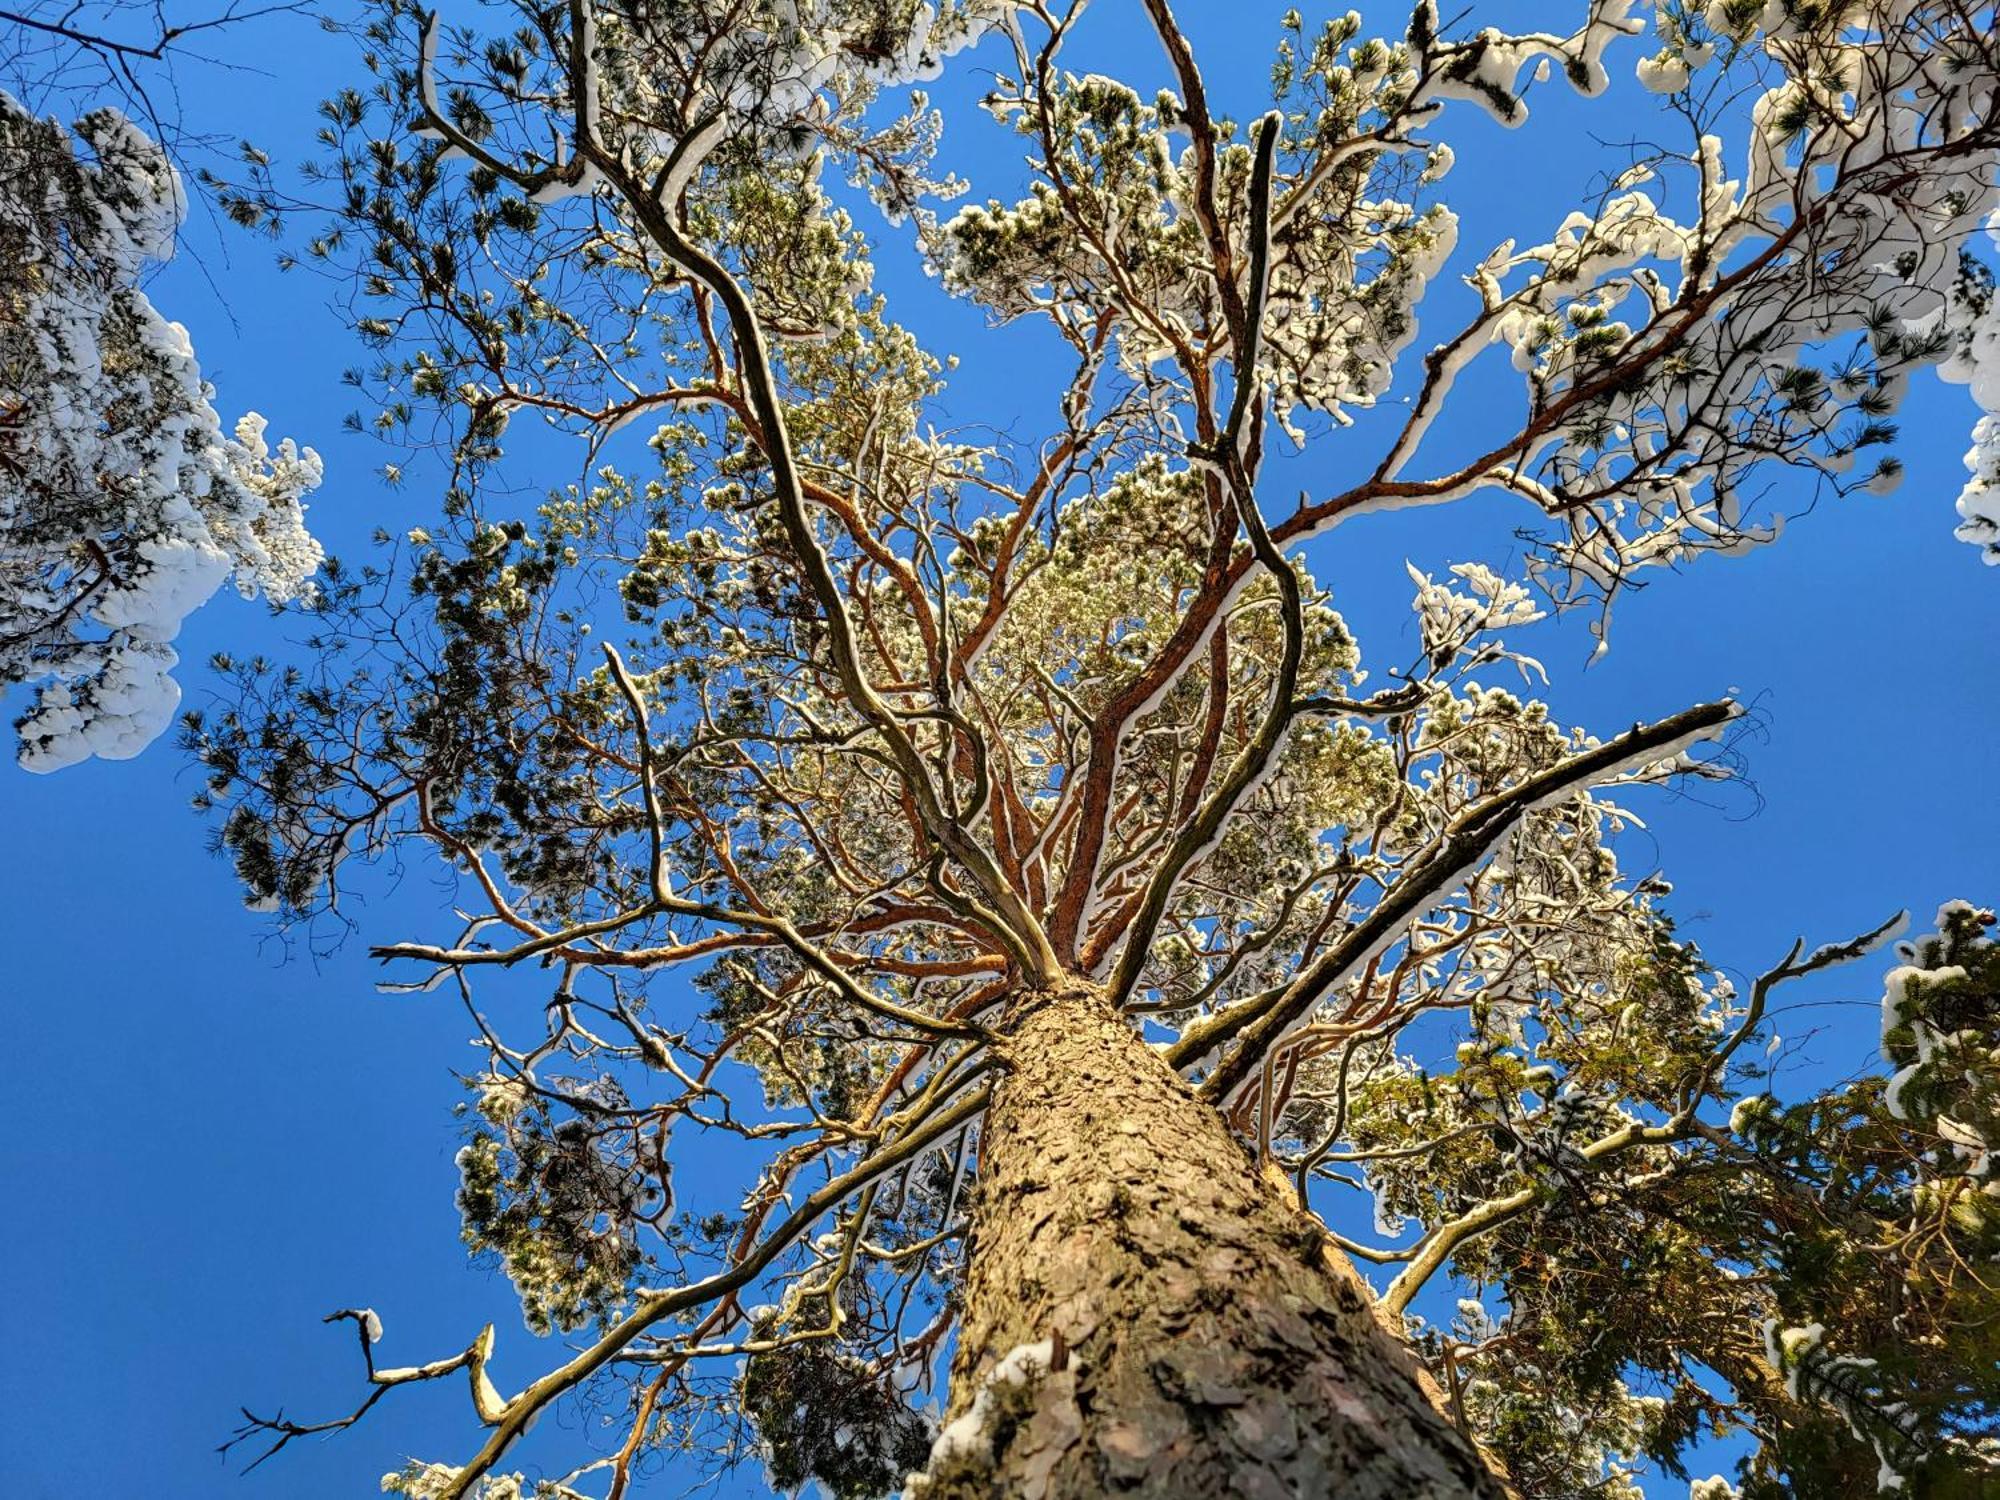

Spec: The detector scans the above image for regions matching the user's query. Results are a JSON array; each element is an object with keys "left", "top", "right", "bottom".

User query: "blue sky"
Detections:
[{"left": 1, "top": 4, "right": 1995, "bottom": 1497}]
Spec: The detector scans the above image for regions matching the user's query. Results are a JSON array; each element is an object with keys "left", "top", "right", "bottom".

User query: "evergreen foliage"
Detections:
[{"left": 147, "top": 2, "right": 2000, "bottom": 1495}]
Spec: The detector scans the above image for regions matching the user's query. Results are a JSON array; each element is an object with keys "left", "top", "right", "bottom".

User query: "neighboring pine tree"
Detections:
[{"left": 0, "top": 45, "right": 323, "bottom": 770}]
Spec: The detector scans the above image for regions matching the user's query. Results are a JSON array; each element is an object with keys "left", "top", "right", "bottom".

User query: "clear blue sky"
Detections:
[{"left": 2, "top": 4, "right": 1994, "bottom": 1497}]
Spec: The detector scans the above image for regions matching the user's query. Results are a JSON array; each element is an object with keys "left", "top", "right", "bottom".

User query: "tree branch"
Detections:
[{"left": 1179, "top": 698, "right": 1742, "bottom": 1100}]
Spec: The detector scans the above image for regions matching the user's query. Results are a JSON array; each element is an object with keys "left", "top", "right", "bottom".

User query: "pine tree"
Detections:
[{"left": 192, "top": 3, "right": 1999, "bottom": 1495}]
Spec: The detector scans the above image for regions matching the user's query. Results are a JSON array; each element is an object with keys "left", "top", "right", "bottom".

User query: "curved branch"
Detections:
[{"left": 1179, "top": 698, "right": 1742, "bottom": 1101}]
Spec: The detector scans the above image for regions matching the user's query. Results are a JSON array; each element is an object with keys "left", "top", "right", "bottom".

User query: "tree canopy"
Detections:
[{"left": 12, "top": 0, "right": 1991, "bottom": 1496}]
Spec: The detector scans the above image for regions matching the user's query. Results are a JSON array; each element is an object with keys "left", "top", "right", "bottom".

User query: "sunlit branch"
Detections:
[
  {"left": 223, "top": 1314, "right": 507, "bottom": 1473},
  {"left": 1180, "top": 699, "right": 1741, "bottom": 1101}
]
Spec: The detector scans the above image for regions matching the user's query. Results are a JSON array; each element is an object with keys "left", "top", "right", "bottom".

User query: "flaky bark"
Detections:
[{"left": 918, "top": 985, "right": 1505, "bottom": 1499}]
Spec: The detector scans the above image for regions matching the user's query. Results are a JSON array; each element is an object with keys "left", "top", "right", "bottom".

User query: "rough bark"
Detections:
[{"left": 913, "top": 984, "right": 1506, "bottom": 1499}]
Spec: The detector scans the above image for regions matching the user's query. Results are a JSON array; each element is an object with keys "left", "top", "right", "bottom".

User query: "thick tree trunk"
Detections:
[{"left": 913, "top": 985, "right": 1505, "bottom": 1500}]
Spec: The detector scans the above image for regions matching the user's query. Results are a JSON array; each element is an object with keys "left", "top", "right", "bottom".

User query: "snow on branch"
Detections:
[{"left": 0, "top": 91, "right": 321, "bottom": 771}]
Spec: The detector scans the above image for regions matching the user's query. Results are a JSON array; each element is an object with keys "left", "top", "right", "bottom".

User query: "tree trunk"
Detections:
[{"left": 912, "top": 985, "right": 1505, "bottom": 1500}]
